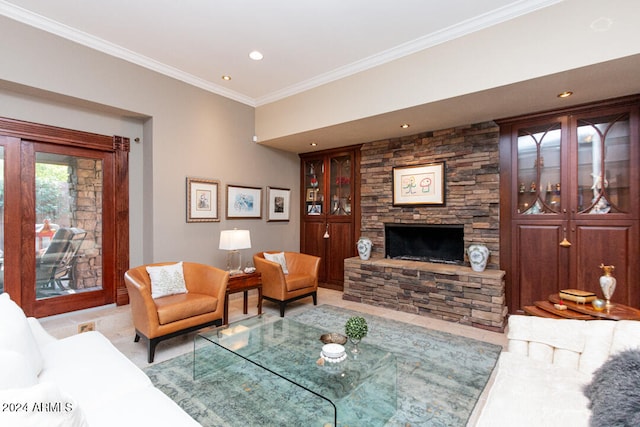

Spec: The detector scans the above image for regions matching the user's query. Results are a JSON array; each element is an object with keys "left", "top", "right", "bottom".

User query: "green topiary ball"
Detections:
[{"left": 345, "top": 316, "right": 368, "bottom": 340}]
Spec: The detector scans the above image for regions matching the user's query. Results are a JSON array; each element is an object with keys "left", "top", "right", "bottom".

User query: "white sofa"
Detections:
[
  {"left": 0, "top": 293, "right": 199, "bottom": 427},
  {"left": 476, "top": 315, "right": 640, "bottom": 426}
]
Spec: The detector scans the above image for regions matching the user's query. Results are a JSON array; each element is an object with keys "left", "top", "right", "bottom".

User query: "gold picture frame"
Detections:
[
  {"left": 186, "top": 177, "right": 220, "bottom": 222},
  {"left": 306, "top": 188, "right": 319, "bottom": 202},
  {"left": 392, "top": 163, "right": 445, "bottom": 206}
]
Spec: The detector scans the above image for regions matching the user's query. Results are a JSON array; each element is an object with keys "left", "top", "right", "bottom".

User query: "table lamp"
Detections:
[{"left": 219, "top": 229, "right": 251, "bottom": 275}]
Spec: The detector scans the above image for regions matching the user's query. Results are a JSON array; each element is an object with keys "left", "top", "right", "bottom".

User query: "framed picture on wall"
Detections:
[
  {"left": 226, "top": 184, "right": 262, "bottom": 219},
  {"left": 392, "top": 162, "right": 445, "bottom": 206},
  {"left": 266, "top": 186, "right": 291, "bottom": 222},
  {"left": 186, "top": 177, "right": 220, "bottom": 222}
]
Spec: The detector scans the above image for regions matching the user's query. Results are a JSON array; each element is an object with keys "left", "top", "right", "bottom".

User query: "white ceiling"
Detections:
[
  {"left": 1, "top": 0, "right": 639, "bottom": 153},
  {"left": 0, "top": 0, "right": 559, "bottom": 106}
]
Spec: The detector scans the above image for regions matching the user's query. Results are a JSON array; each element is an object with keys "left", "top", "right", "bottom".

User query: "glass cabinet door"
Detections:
[
  {"left": 516, "top": 122, "right": 562, "bottom": 214},
  {"left": 304, "top": 158, "right": 324, "bottom": 216},
  {"left": 575, "top": 112, "right": 630, "bottom": 214},
  {"left": 329, "top": 154, "right": 351, "bottom": 216}
]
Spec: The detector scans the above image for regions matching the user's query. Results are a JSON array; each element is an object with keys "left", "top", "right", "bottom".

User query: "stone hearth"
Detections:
[{"left": 344, "top": 257, "right": 506, "bottom": 331}]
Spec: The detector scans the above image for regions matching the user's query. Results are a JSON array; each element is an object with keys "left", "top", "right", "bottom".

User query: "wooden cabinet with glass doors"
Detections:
[
  {"left": 499, "top": 96, "right": 640, "bottom": 314},
  {"left": 300, "top": 146, "right": 361, "bottom": 290}
]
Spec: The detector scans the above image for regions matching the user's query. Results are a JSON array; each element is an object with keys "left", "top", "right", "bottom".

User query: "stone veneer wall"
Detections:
[
  {"left": 343, "top": 121, "right": 507, "bottom": 330},
  {"left": 360, "top": 121, "right": 501, "bottom": 264},
  {"left": 69, "top": 158, "right": 102, "bottom": 289}
]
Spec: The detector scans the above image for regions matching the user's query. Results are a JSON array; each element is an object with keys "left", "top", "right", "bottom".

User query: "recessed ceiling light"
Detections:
[
  {"left": 249, "top": 51, "right": 263, "bottom": 61},
  {"left": 221, "top": 75, "right": 231, "bottom": 81},
  {"left": 310, "top": 142, "right": 317, "bottom": 147},
  {"left": 590, "top": 17, "right": 613, "bottom": 32},
  {"left": 400, "top": 123, "right": 410, "bottom": 129},
  {"left": 557, "top": 91, "right": 573, "bottom": 98}
]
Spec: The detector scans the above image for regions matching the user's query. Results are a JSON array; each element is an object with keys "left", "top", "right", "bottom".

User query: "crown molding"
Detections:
[
  {"left": 255, "top": 0, "right": 560, "bottom": 106},
  {"left": 1, "top": 0, "right": 559, "bottom": 108},
  {"left": 0, "top": 0, "right": 256, "bottom": 106}
]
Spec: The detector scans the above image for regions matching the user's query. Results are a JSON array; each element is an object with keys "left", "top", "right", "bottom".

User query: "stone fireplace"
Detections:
[{"left": 343, "top": 122, "right": 507, "bottom": 331}]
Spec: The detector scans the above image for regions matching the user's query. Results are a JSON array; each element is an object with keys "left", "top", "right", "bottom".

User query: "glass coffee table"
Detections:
[{"left": 194, "top": 315, "right": 397, "bottom": 426}]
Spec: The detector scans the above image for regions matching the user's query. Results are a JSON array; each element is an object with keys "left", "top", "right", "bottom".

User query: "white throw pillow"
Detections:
[
  {"left": 0, "top": 382, "right": 88, "bottom": 427},
  {"left": 0, "top": 350, "right": 38, "bottom": 390},
  {"left": 146, "top": 262, "right": 188, "bottom": 299},
  {"left": 263, "top": 252, "right": 289, "bottom": 274},
  {"left": 0, "top": 293, "right": 44, "bottom": 376}
]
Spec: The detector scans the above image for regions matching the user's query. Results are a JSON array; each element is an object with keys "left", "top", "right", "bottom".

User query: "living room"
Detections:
[
  {"left": 1, "top": 0, "right": 638, "bottom": 284},
  {"left": 1, "top": 1, "right": 640, "bottom": 426}
]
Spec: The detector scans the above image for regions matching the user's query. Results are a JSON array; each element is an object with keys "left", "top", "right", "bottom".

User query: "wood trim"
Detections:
[
  {"left": 20, "top": 142, "right": 36, "bottom": 310},
  {"left": 0, "top": 117, "right": 114, "bottom": 151},
  {"left": 299, "top": 143, "right": 363, "bottom": 157},
  {"left": 0, "top": 137, "right": 22, "bottom": 303},
  {"left": 498, "top": 123, "right": 515, "bottom": 312},
  {"left": 496, "top": 94, "right": 640, "bottom": 126},
  {"left": 114, "top": 136, "right": 130, "bottom": 305}
]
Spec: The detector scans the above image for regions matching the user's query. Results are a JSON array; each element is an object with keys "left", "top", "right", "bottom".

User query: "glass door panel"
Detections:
[
  {"left": 35, "top": 152, "right": 102, "bottom": 300},
  {"left": 304, "top": 159, "right": 324, "bottom": 215},
  {"left": 517, "top": 123, "right": 562, "bottom": 214},
  {"left": 576, "top": 113, "right": 630, "bottom": 214},
  {"left": 329, "top": 155, "right": 351, "bottom": 216}
]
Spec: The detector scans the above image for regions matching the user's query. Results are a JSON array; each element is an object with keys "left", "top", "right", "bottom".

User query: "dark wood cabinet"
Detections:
[
  {"left": 300, "top": 146, "right": 361, "bottom": 290},
  {"left": 499, "top": 96, "right": 640, "bottom": 313}
]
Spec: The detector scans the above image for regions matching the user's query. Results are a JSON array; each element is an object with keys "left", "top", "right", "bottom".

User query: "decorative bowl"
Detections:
[
  {"left": 320, "top": 332, "right": 347, "bottom": 345},
  {"left": 321, "top": 343, "right": 346, "bottom": 359}
]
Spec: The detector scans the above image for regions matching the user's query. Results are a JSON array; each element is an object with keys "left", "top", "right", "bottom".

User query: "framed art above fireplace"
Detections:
[{"left": 392, "top": 162, "right": 445, "bottom": 206}]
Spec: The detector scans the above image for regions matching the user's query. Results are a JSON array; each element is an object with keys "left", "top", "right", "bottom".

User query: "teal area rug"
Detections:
[{"left": 144, "top": 305, "right": 501, "bottom": 426}]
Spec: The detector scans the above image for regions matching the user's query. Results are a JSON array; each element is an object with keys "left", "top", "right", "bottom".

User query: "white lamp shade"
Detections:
[{"left": 219, "top": 229, "right": 251, "bottom": 250}]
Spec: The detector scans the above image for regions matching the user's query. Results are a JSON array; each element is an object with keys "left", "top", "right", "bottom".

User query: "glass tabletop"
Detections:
[{"left": 194, "top": 315, "right": 397, "bottom": 426}]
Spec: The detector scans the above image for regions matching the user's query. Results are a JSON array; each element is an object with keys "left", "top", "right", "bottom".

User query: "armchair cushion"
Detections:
[
  {"left": 263, "top": 251, "right": 289, "bottom": 274},
  {"left": 285, "top": 273, "right": 314, "bottom": 292},
  {"left": 154, "top": 293, "right": 219, "bottom": 325},
  {"left": 146, "top": 262, "right": 188, "bottom": 299}
]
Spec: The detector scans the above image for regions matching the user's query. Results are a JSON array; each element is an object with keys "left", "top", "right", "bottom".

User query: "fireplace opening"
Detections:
[{"left": 384, "top": 224, "right": 464, "bottom": 265}]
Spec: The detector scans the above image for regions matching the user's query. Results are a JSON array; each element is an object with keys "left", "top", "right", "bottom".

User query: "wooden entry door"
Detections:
[{"left": 0, "top": 118, "right": 129, "bottom": 317}]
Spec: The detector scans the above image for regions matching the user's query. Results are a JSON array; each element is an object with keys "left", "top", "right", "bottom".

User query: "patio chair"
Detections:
[{"left": 36, "top": 227, "right": 86, "bottom": 290}]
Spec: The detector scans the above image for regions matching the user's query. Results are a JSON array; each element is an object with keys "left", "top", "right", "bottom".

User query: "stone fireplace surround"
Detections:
[{"left": 343, "top": 122, "right": 507, "bottom": 331}]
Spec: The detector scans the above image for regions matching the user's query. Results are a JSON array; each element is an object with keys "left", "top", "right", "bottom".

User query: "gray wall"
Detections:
[{"left": 0, "top": 16, "right": 300, "bottom": 270}]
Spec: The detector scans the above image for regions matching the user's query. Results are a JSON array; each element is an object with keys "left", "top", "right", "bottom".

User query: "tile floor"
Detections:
[{"left": 38, "top": 287, "right": 507, "bottom": 426}]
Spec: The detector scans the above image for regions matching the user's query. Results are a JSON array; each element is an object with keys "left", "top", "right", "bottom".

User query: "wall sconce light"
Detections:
[{"left": 219, "top": 229, "right": 251, "bottom": 275}]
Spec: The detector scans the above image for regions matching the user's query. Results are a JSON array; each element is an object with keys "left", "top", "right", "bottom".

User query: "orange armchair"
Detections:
[
  {"left": 253, "top": 251, "right": 320, "bottom": 317},
  {"left": 124, "top": 262, "right": 228, "bottom": 362}
]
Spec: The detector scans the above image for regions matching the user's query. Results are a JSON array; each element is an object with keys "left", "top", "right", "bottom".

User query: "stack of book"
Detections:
[{"left": 559, "top": 289, "right": 597, "bottom": 304}]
